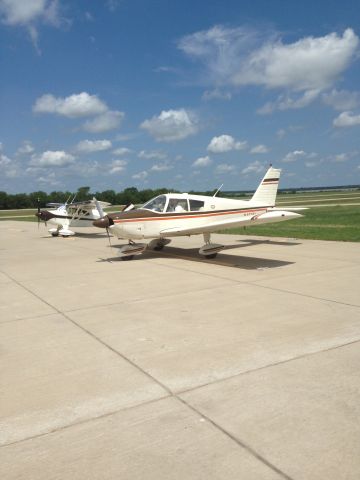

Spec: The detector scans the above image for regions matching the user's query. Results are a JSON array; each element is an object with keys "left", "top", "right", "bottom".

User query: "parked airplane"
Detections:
[
  {"left": 93, "top": 166, "right": 303, "bottom": 260},
  {"left": 36, "top": 197, "right": 111, "bottom": 237}
]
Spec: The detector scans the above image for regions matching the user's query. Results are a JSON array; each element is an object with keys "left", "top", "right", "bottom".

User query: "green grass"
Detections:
[{"left": 222, "top": 205, "right": 360, "bottom": 242}]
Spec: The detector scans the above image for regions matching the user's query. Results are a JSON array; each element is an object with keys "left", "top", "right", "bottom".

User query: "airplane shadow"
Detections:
[{"left": 98, "top": 240, "right": 297, "bottom": 270}]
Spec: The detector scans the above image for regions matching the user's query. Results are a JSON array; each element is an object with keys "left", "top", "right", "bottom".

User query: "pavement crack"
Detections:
[{"left": 176, "top": 396, "right": 295, "bottom": 480}]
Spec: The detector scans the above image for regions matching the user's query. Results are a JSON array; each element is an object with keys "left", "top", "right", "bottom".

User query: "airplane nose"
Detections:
[
  {"left": 35, "top": 211, "right": 54, "bottom": 222},
  {"left": 93, "top": 216, "right": 111, "bottom": 228}
]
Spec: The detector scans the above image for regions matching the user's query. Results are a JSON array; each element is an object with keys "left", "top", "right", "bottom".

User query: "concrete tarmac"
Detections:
[{"left": 1, "top": 220, "right": 359, "bottom": 479}]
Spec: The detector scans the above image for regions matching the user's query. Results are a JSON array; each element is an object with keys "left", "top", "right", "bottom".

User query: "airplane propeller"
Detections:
[{"left": 94, "top": 198, "right": 113, "bottom": 249}]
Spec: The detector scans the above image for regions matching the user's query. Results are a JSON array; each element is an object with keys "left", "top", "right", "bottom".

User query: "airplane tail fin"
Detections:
[{"left": 250, "top": 166, "right": 281, "bottom": 206}]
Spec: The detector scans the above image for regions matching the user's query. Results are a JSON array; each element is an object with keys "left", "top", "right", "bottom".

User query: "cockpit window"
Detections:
[
  {"left": 142, "top": 195, "right": 167, "bottom": 212},
  {"left": 189, "top": 200, "right": 205, "bottom": 211},
  {"left": 166, "top": 199, "right": 189, "bottom": 212}
]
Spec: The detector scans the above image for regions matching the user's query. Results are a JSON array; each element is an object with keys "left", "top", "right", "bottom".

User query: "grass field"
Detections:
[
  {"left": 222, "top": 205, "right": 360, "bottom": 242},
  {"left": 1, "top": 190, "right": 360, "bottom": 242}
]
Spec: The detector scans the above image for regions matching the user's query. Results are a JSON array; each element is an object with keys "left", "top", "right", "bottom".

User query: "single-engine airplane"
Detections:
[
  {"left": 36, "top": 197, "right": 111, "bottom": 237},
  {"left": 93, "top": 166, "right": 304, "bottom": 260}
]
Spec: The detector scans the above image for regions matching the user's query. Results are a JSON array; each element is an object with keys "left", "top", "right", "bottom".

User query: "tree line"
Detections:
[{"left": 0, "top": 186, "right": 224, "bottom": 210}]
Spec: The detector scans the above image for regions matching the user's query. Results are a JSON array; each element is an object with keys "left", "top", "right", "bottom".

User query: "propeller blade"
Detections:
[
  {"left": 36, "top": 198, "right": 40, "bottom": 229},
  {"left": 106, "top": 227, "right": 112, "bottom": 249},
  {"left": 94, "top": 197, "right": 105, "bottom": 218}
]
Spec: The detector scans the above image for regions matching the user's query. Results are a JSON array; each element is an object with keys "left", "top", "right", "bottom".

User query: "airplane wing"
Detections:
[
  {"left": 159, "top": 209, "right": 302, "bottom": 236},
  {"left": 159, "top": 216, "right": 254, "bottom": 236},
  {"left": 69, "top": 199, "right": 111, "bottom": 208}
]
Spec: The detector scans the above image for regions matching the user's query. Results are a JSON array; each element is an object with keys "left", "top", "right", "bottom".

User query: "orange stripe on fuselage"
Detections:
[{"left": 113, "top": 207, "right": 268, "bottom": 224}]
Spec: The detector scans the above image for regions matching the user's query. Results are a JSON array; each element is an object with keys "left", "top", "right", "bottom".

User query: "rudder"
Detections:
[{"left": 251, "top": 166, "right": 281, "bottom": 206}]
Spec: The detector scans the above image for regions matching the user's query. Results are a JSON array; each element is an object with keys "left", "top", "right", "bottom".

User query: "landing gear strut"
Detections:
[{"left": 199, "top": 233, "right": 224, "bottom": 259}]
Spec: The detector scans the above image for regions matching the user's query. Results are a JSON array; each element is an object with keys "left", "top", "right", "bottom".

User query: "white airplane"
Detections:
[
  {"left": 36, "top": 197, "right": 111, "bottom": 237},
  {"left": 93, "top": 166, "right": 303, "bottom": 260}
]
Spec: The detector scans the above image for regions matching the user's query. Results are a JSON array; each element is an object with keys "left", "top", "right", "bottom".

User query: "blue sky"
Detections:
[{"left": 1, "top": 0, "right": 360, "bottom": 194}]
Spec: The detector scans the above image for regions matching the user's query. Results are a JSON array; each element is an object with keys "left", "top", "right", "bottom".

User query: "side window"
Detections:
[
  {"left": 189, "top": 200, "right": 205, "bottom": 211},
  {"left": 166, "top": 199, "right": 189, "bottom": 212}
]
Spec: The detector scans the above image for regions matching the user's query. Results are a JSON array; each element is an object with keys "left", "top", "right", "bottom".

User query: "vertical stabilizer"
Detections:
[{"left": 250, "top": 166, "right": 281, "bottom": 206}]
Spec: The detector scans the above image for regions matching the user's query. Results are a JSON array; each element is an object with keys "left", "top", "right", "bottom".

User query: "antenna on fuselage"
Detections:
[{"left": 213, "top": 184, "right": 223, "bottom": 197}]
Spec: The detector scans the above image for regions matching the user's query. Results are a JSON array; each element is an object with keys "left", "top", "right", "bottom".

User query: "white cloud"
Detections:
[
  {"left": 250, "top": 144, "right": 269, "bottom": 154},
  {"left": 0, "top": 0, "right": 60, "bottom": 26},
  {"left": 333, "top": 111, "right": 360, "bottom": 127},
  {"left": 179, "top": 26, "right": 359, "bottom": 111},
  {"left": 132, "top": 170, "right": 148, "bottom": 181},
  {"left": 192, "top": 155, "right": 212, "bottom": 168},
  {"left": 241, "top": 160, "right": 265, "bottom": 174},
  {"left": 110, "top": 159, "right": 127, "bottom": 174},
  {"left": 207, "top": 134, "right": 247, "bottom": 153},
  {"left": 140, "top": 109, "right": 199, "bottom": 142},
  {"left": 233, "top": 29, "right": 358, "bottom": 91},
  {"left": 0, "top": 0, "right": 63, "bottom": 52},
  {"left": 215, "top": 163, "right": 236, "bottom": 174},
  {"left": 30, "top": 150, "right": 75, "bottom": 167},
  {"left": 76, "top": 139, "right": 112, "bottom": 154},
  {"left": 330, "top": 151, "right": 358, "bottom": 162},
  {"left": 322, "top": 89, "right": 360, "bottom": 111},
  {"left": 0, "top": 152, "right": 11, "bottom": 166},
  {"left": 282, "top": 150, "right": 306, "bottom": 162},
  {"left": 112, "top": 147, "right": 132, "bottom": 156},
  {"left": 83, "top": 110, "right": 124, "bottom": 133},
  {"left": 16, "top": 141, "right": 35, "bottom": 155},
  {"left": 138, "top": 150, "right": 167, "bottom": 160},
  {"left": 258, "top": 89, "right": 321, "bottom": 114},
  {"left": 150, "top": 163, "right": 172, "bottom": 172},
  {"left": 33, "top": 92, "right": 108, "bottom": 118}
]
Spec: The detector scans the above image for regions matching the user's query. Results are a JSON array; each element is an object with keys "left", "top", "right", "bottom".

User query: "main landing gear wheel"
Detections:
[
  {"left": 204, "top": 253, "right": 217, "bottom": 259},
  {"left": 51, "top": 232, "right": 59, "bottom": 237}
]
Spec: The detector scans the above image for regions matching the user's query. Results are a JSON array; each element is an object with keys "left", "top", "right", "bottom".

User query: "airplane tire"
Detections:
[
  {"left": 121, "top": 255, "right": 134, "bottom": 261},
  {"left": 153, "top": 244, "right": 164, "bottom": 251},
  {"left": 204, "top": 253, "right": 217, "bottom": 259},
  {"left": 51, "top": 232, "right": 59, "bottom": 237}
]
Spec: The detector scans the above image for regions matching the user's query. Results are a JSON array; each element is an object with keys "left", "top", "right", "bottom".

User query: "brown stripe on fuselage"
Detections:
[{"left": 109, "top": 206, "right": 270, "bottom": 224}]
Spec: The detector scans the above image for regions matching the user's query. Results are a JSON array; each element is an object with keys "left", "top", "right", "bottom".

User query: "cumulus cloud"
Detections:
[
  {"left": 83, "top": 110, "right": 124, "bottom": 133},
  {"left": 179, "top": 25, "right": 359, "bottom": 111},
  {"left": 0, "top": 0, "right": 60, "bottom": 25},
  {"left": 333, "top": 111, "right": 360, "bottom": 127},
  {"left": 233, "top": 29, "right": 358, "bottom": 91},
  {"left": 0, "top": 0, "right": 65, "bottom": 52},
  {"left": 138, "top": 150, "right": 167, "bottom": 160},
  {"left": 150, "top": 163, "right": 173, "bottom": 172},
  {"left": 282, "top": 150, "right": 306, "bottom": 162},
  {"left": 241, "top": 160, "right": 265, "bottom": 174},
  {"left": 30, "top": 150, "right": 75, "bottom": 167},
  {"left": 322, "top": 89, "right": 360, "bottom": 111},
  {"left": 132, "top": 171, "right": 148, "bottom": 181},
  {"left": 113, "top": 147, "right": 132, "bottom": 156},
  {"left": 192, "top": 155, "right": 212, "bottom": 168},
  {"left": 140, "top": 109, "right": 199, "bottom": 142},
  {"left": 110, "top": 159, "right": 127, "bottom": 174},
  {"left": 16, "top": 140, "right": 35, "bottom": 155},
  {"left": 207, "top": 134, "right": 247, "bottom": 153},
  {"left": 76, "top": 139, "right": 112, "bottom": 153},
  {"left": 33, "top": 92, "right": 108, "bottom": 118},
  {"left": 250, "top": 144, "right": 269, "bottom": 154}
]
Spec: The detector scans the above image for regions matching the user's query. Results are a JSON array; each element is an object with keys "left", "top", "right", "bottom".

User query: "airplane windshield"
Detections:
[{"left": 142, "top": 195, "right": 167, "bottom": 212}]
